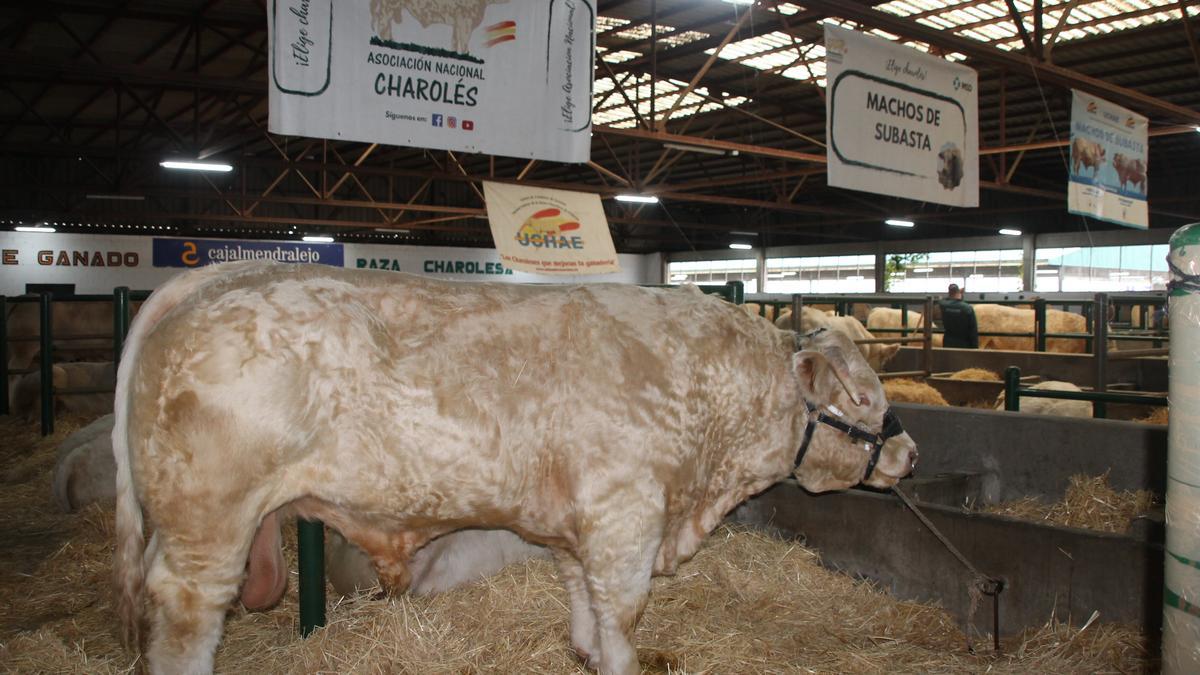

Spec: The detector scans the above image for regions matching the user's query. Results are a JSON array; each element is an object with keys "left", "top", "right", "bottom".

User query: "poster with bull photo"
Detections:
[
  {"left": 483, "top": 181, "right": 619, "bottom": 274},
  {"left": 1068, "top": 90, "right": 1148, "bottom": 229},
  {"left": 268, "top": 0, "right": 594, "bottom": 163},
  {"left": 824, "top": 25, "right": 979, "bottom": 207}
]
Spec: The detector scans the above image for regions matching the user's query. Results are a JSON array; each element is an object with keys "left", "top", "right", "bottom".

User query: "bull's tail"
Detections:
[{"left": 112, "top": 261, "right": 275, "bottom": 650}]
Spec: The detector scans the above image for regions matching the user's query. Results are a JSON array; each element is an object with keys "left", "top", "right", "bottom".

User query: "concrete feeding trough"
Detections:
[
  {"left": 735, "top": 403, "right": 1165, "bottom": 639},
  {"left": 926, "top": 371, "right": 1041, "bottom": 406}
]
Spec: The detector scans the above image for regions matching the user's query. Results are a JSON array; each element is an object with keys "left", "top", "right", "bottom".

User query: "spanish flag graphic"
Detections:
[{"left": 485, "top": 21, "right": 516, "bottom": 48}]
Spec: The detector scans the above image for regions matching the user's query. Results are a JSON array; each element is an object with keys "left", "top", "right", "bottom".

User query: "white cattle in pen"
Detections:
[
  {"left": 994, "top": 381, "right": 1093, "bottom": 418},
  {"left": 11, "top": 361, "right": 115, "bottom": 421},
  {"left": 53, "top": 413, "right": 117, "bottom": 511},
  {"left": 776, "top": 308, "right": 901, "bottom": 371},
  {"left": 112, "top": 261, "right": 916, "bottom": 675},
  {"left": 326, "top": 528, "right": 550, "bottom": 597}
]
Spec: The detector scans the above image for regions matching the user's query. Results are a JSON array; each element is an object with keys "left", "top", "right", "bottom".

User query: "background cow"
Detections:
[
  {"left": 994, "top": 381, "right": 1092, "bottom": 418},
  {"left": 113, "top": 261, "right": 916, "bottom": 675},
  {"left": 1071, "top": 137, "right": 1106, "bottom": 177},
  {"left": 973, "top": 304, "right": 1088, "bottom": 353},
  {"left": 776, "top": 308, "right": 901, "bottom": 371},
  {"left": 11, "top": 361, "right": 115, "bottom": 421}
]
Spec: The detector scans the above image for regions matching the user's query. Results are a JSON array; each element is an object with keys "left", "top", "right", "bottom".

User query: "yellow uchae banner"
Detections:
[{"left": 483, "top": 181, "right": 620, "bottom": 275}]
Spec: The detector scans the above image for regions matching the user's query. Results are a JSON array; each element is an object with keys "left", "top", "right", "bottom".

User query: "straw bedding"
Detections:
[
  {"left": 948, "top": 368, "right": 1002, "bottom": 382},
  {"left": 0, "top": 415, "right": 1150, "bottom": 673},
  {"left": 1136, "top": 407, "right": 1169, "bottom": 425},
  {"left": 984, "top": 473, "right": 1157, "bottom": 534},
  {"left": 882, "top": 378, "right": 950, "bottom": 406}
]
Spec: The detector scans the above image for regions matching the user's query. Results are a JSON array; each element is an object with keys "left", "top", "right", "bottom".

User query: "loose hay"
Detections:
[
  {"left": 948, "top": 368, "right": 1001, "bottom": 382},
  {"left": 883, "top": 378, "right": 950, "bottom": 406},
  {"left": 0, "top": 416, "right": 1150, "bottom": 673},
  {"left": 1136, "top": 407, "right": 1169, "bottom": 425},
  {"left": 985, "top": 473, "right": 1157, "bottom": 534}
]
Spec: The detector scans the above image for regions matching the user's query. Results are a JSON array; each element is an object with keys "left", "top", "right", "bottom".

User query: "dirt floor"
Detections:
[{"left": 0, "top": 414, "right": 1153, "bottom": 673}]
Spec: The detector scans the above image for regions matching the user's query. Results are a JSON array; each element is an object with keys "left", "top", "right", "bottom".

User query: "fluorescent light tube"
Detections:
[
  {"left": 160, "top": 160, "right": 233, "bottom": 172},
  {"left": 615, "top": 194, "right": 659, "bottom": 204},
  {"left": 662, "top": 142, "right": 727, "bottom": 156}
]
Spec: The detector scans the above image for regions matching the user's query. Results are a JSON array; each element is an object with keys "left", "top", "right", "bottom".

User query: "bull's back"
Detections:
[{"left": 127, "top": 264, "right": 794, "bottom": 524}]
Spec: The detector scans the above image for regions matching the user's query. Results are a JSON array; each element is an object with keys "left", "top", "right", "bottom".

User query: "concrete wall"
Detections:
[
  {"left": 893, "top": 402, "right": 1166, "bottom": 502},
  {"left": 888, "top": 346, "right": 1168, "bottom": 392},
  {"left": 735, "top": 485, "right": 1162, "bottom": 638}
]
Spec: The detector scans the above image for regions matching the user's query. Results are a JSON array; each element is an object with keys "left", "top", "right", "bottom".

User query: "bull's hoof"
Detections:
[{"left": 572, "top": 645, "right": 598, "bottom": 669}]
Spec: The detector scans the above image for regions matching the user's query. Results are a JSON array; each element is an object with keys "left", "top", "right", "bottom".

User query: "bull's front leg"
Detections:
[{"left": 574, "top": 507, "right": 664, "bottom": 675}]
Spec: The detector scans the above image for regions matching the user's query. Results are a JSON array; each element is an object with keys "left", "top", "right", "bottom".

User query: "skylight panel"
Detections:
[{"left": 596, "top": 16, "right": 630, "bottom": 33}]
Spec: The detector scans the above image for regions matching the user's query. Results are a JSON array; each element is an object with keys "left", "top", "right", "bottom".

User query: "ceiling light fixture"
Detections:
[
  {"left": 160, "top": 160, "right": 233, "bottom": 172},
  {"left": 998, "top": 228, "right": 1022, "bottom": 236},
  {"left": 16, "top": 225, "right": 55, "bottom": 233},
  {"left": 302, "top": 235, "right": 334, "bottom": 243},
  {"left": 662, "top": 141, "right": 736, "bottom": 157},
  {"left": 885, "top": 219, "right": 915, "bottom": 228},
  {"left": 615, "top": 194, "right": 659, "bottom": 204},
  {"left": 911, "top": 267, "right": 934, "bottom": 273},
  {"left": 375, "top": 228, "right": 412, "bottom": 234},
  {"left": 86, "top": 194, "right": 146, "bottom": 201},
  {"left": 729, "top": 242, "right": 753, "bottom": 250}
]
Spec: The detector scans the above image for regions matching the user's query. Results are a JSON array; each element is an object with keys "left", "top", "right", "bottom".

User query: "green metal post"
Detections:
[
  {"left": 113, "top": 287, "right": 130, "bottom": 366},
  {"left": 721, "top": 280, "right": 744, "bottom": 304},
  {"left": 1034, "top": 298, "right": 1047, "bottom": 352},
  {"left": 1093, "top": 292, "right": 1109, "bottom": 419},
  {"left": 39, "top": 292, "right": 53, "bottom": 436},
  {"left": 298, "top": 518, "right": 326, "bottom": 636},
  {"left": 0, "top": 295, "right": 7, "bottom": 416},
  {"left": 1004, "top": 366, "right": 1021, "bottom": 412},
  {"left": 1084, "top": 304, "right": 1094, "bottom": 353},
  {"left": 900, "top": 304, "right": 910, "bottom": 339}
]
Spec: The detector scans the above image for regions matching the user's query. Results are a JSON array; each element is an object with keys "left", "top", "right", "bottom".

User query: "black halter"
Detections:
[{"left": 794, "top": 402, "right": 906, "bottom": 483}]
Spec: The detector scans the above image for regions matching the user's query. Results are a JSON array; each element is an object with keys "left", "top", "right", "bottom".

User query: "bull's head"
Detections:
[{"left": 789, "top": 328, "right": 918, "bottom": 492}]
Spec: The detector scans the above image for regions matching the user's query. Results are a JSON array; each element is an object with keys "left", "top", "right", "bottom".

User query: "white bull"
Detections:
[{"left": 113, "top": 261, "right": 917, "bottom": 674}]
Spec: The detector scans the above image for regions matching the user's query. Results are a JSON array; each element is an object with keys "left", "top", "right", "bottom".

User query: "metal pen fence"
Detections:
[{"left": 2, "top": 288, "right": 149, "bottom": 434}]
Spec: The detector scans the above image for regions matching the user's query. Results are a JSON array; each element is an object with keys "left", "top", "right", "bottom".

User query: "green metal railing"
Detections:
[
  {"left": 1002, "top": 366, "right": 1168, "bottom": 419},
  {"left": 2, "top": 289, "right": 149, "bottom": 429}
]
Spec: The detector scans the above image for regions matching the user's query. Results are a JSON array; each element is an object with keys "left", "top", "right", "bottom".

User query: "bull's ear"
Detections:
[{"left": 792, "top": 350, "right": 835, "bottom": 402}]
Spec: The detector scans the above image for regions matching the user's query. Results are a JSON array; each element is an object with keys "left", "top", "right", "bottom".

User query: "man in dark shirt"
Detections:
[{"left": 938, "top": 283, "right": 979, "bottom": 348}]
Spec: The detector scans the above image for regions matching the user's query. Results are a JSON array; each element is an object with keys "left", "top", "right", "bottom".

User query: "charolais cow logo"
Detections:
[
  {"left": 515, "top": 207, "right": 584, "bottom": 249},
  {"left": 368, "top": 0, "right": 515, "bottom": 63}
]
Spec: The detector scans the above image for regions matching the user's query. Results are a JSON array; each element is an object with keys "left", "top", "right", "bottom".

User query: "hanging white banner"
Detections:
[
  {"left": 483, "top": 181, "right": 620, "bottom": 275},
  {"left": 268, "top": 0, "right": 594, "bottom": 163},
  {"left": 824, "top": 25, "right": 979, "bottom": 207},
  {"left": 1068, "top": 90, "right": 1148, "bottom": 230}
]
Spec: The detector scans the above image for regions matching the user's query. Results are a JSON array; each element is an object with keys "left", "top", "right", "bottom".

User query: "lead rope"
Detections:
[{"left": 892, "top": 484, "right": 1005, "bottom": 654}]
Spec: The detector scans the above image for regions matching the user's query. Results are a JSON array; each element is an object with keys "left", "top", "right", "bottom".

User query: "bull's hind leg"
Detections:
[
  {"left": 575, "top": 510, "right": 664, "bottom": 675},
  {"left": 142, "top": 531, "right": 252, "bottom": 674},
  {"left": 555, "top": 551, "right": 599, "bottom": 666}
]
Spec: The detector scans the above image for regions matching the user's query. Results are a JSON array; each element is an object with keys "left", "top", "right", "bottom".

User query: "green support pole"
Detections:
[
  {"left": 1004, "top": 366, "right": 1021, "bottom": 412},
  {"left": 113, "top": 287, "right": 130, "bottom": 366},
  {"left": 1034, "top": 298, "right": 1047, "bottom": 352},
  {"left": 298, "top": 518, "right": 326, "bottom": 637},
  {"left": 39, "top": 292, "right": 53, "bottom": 436},
  {"left": 0, "top": 295, "right": 7, "bottom": 416},
  {"left": 1084, "top": 304, "right": 1094, "bottom": 353},
  {"left": 1094, "top": 292, "right": 1109, "bottom": 419},
  {"left": 900, "top": 304, "right": 909, "bottom": 339}
]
